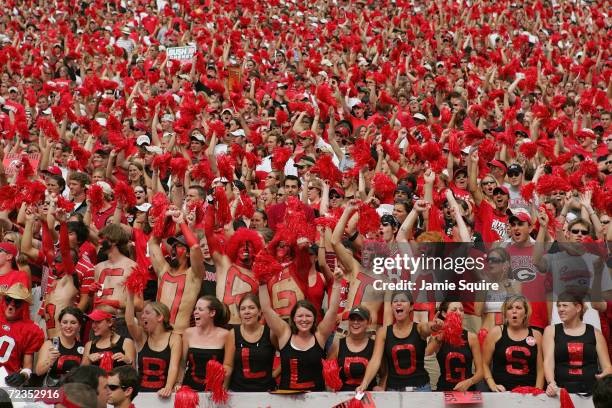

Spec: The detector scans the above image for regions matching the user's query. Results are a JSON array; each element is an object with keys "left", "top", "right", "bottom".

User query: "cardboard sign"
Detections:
[
  {"left": 443, "top": 391, "right": 483, "bottom": 405},
  {"left": 3, "top": 153, "right": 41, "bottom": 176},
  {"left": 332, "top": 392, "right": 376, "bottom": 408},
  {"left": 166, "top": 45, "right": 196, "bottom": 61}
]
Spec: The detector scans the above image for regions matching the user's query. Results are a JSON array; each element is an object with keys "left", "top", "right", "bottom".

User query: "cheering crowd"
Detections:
[{"left": 0, "top": 0, "right": 611, "bottom": 406}]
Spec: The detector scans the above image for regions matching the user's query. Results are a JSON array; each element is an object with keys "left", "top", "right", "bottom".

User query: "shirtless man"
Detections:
[
  {"left": 206, "top": 227, "right": 264, "bottom": 324},
  {"left": 148, "top": 208, "right": 204, "bottom": 333},
  {"left": 331, "top": 202, "right": 383, "bottom": 332},
  {"left": 21, "top": 205, "right": 81, "bottom": 338},
  {"left": 93, "top": 224, "right": 142, "bottom": 336}
]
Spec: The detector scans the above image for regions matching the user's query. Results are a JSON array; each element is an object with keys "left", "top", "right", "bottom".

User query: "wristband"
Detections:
[
  {"left": 347, "top": 230, "right": 359, "bottom": 242},
  {"left": 20, "top": 368, "right": 32, "bottom": 379}
]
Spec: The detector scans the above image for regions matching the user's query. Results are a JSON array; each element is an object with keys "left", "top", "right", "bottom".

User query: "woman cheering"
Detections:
[
  {"left": 223, "top": 294, "right": 277, "bottom": 391},
  {"left": 482, "top": 295, "right": 544, "bottom": 391},
  {"left": 543, "top": 293, "right": 612, "bottom": 396},
  {"left": 356, "top": 292, "right": 444, "bottom": 392},
  {"left": 125, "top": 294, "right": 181, "bottom": 397},
  {"left": 259, "top": 268, "right": 343, "bottom": 391},
  {"left": 426, "top": 301, "right": 483, "bottom": 391}
]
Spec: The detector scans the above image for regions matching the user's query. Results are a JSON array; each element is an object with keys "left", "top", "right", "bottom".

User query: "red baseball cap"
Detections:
[
  {"left": 87, "top": 309, "right": 114, "bottom": 321},
  {"left": 42, "top": 165, "right": 62, "bottom": 176},
  {"left": 0, "top": 242, "right": 17, "bottom": 258},
  {"left": 493, "top": 185, "right": 510, "bottom": 195},
  {"left": 509, "top": 210, "right": 532, "bottom": 224},
  {"left": 489, "top": 160, "right": 507, "bottom": 172}
]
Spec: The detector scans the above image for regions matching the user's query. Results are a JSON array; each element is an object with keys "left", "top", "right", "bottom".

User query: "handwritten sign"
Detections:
[
  {"left": 444, "top": 391, "right": 483, "bottom": 405},
  {"left": 3, "top": 153, "right": 41, "bottom": 176},
  {"left": 332, "top": 392, "right": 376, "bottom": 408},
  {"left": 166, "top": 45, "right": 196, "bottom": 62}
]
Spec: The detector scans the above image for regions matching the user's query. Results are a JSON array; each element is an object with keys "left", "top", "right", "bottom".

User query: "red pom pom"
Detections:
[
  {"left": 151, "top": 153, "right": 172, "bottom": 179},
  {"left": 252, "top": 251, "right": 283, "bottom": 284},
  {"left": 205, "top": 360, "right": 228, "bottom": 404},
  {"left": 56, "top": 196, "right": 76, "bottom": 212},
  {"left": 347, "top": 398, "right": 364, "bottom": 408},
  {"left": 216, "top": 154, "right": 236, "bottom": 181},
  {"left": 310, "top": 154, "right": 342, "bottom": 185},
  {"left": 0, "top": 186, "right": 19, "bottom": 211},
  {"left": 191, "top": 160, "right": 214, "bottom": 186},
  {"left": 462, "top": 118, "right": 484, "bottom": 145},
  {"left": 443, "top": 312, "right": 465, "bottom": 347},
  {"left": 559, "top": 388, "right": 575, "bottom": 408},
  {"left": 314, "top": 215, "right": 339, "bottom": 230},
  {"left": 420, "top": 140, "right": 442, "bottom": 162},
  {"left": 350, "top": 138, "right": 373, "bottom": 169},
  {"left": 114, "top": 181, "right": 137, "bottom": 208},
  {"left": 321, "top": 359, "right": 343, "bottom": 392},
  {"left": 536, "top": 175, "right": 571, "bottom": 196},
  {"left": 579, "top": 160, "right": 599, "bottom": 179},
  {"left": 214, "top": 186, "right": 232, "bottom": 226},
  {"left": 357, "top": 203, "right": 380, "bottom": 235},
  {"left": 378, "top": 90, "right": 398, "bottom": 106},
  {"left": 124, "top": 265, "right": 148, "bottom": 294},
  {"left": 315, "top": 83, "right": 337, "bottom": 108},
  {"left": 519, "top": 142, "right": 538, "bottom": 159},
  {"left": 36, "top": 117, "right": 60, "bottom": 141},
  {"left": 99, "top": 351, "right": 114, "bottom": 372},
  {"left": 372, "top": 173, "right": 396, "bottom": 202},
  {"left": 23, "top": 181, "right": 47, "bottom": 206},
  {"left": 170, "top": 157, "right": 190, "bottom": 181},
  {"left": 512, "top": 386, "right": 545, "bottom": 395},
  {"left": 271, "top": 146, "right": 292, "bottom": 171},
  {"left": 478, "top": 328, "right": 488, "bottom": 348},
  {"left": 520, "top": 182, "right": 535, "bottom": 203},
  {"left": 174, "top": 385, "right": 199, "bottom": 408},
  {"left": 275, "top": 109, "right": 289, "bottom": 125},
  {"left": 87, "top": 185, "right": 105, "bottom": 213},
  {"left": 208, "top": 120, "right": 226, "bottom": 138}
]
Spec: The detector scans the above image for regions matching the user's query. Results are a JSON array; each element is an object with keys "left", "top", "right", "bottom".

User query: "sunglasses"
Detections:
[
  {"left": 507, "top": 171, "right": 522, "bottom": 177},
  {"left": 487, "top": 257, "right": 505, "bottom": 264},
  {"left": 493, "top": 191, "right": 507, "bottom": 196},
  {"left": 570, "top": 229, "right": 589, "bottom": 236},
  {"left": 4, "top": 296, "right": 23, "bottom": 306},
  {"left": 481, "top": 180, "right": 495, "bottom": 186},
  {"left": 381, "top": 222, "right": 394, "bottom": 227},
  {"left": 602, "top": 220, "right": 610, "bottom": 225},
  {"left": 329, "top": 194, "right": 341, "bottom": 199},
  {"left": 107, "top": 384, "right": 128, "bottom": 391}
]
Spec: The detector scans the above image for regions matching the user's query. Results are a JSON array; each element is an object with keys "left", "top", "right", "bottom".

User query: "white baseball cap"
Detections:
[
  {"left": 136, "top": 135, "right": 151, "bottom": 146},
  {"left": 135, "top": 203, "right": 152, "bottom": 212}
]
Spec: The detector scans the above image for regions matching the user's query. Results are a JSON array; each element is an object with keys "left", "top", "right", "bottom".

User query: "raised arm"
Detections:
[
  {"left": 315, "top": 270, "right": 344, "bottom": 341},
  {"left": 258, "top": 284, "right": 290, "bottom": 345},
  {"left": 355, "top": 326, "right": 386, "bottom": 392},
  {"left": 125, "top": 290, "right": 144, "bottom": 347}
]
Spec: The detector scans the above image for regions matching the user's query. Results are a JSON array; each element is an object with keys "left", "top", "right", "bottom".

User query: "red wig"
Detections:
[{"left": 225, "top": 228, "right": 265, "bottom": 264}]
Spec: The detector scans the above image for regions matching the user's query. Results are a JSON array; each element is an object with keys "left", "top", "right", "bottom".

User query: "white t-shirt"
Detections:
[{"left": 544, "top": 249, "right": 611, "bottom": 329}]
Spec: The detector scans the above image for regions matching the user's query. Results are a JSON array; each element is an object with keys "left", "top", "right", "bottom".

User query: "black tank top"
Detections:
[
  {"left": 230, "top": 325, "right": 276, "bottom": 392},
  {"left": 49, "top": 338, "right": 83, "bottom": 378},
  {"left": 491, "top": 325, "right": 538, "bottom": 390},
  {"left": 554, "top": 323, "right": 598, "bottom": 393},
  {"left": 183, "top": 347, "right": 224, "bottom": 391},
  {"left": 384, "top": 324, "right": 428, "bottom": 389},
  {"left": 279, "top": 336, "right": 325, "bottom": 391},
  {"left": 137, "top": 335, "right": 172, "bottom": 392},
  {"left": 337, "top": 337, "right": 375, "bottom": 391},
  {"left": 90, "top": 336, "right": 128, "bottom": 368},
  {"left": 436, "top": 330, "right": 474, "bottom": 391}
]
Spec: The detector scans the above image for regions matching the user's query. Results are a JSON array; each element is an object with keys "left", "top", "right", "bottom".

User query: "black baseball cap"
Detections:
[{"left": 348, "top": 306, "right": 370, "bottom": 321}]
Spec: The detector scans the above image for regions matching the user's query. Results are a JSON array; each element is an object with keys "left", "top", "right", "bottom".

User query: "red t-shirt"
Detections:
[
  {"left": 474, "top": 200, "right": 509, "bottom": 242},
  {"left": 0, "top": 319, "right": 44, "bottom": 374},
  {"left": 0, "top": 270, "right": 30, "bottom": 292},
  {"left": 506, "top": 244, "right": 549, "bottom": 329}
]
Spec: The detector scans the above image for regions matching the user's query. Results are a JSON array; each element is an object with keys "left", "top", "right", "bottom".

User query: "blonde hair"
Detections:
[
  {"left": 501, "top": 295, "right": 531, "bottom": 327},
  {"left": 146, "top": 302, "right": 173, "bottom": 331}
]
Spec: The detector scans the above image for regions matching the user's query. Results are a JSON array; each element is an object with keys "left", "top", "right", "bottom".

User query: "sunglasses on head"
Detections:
[
  {"left": 4, "top": 296, "right": 23, "bottom": 306},
  {"left": 570, "top": 229, "right": 589, "bottom": 235}
]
